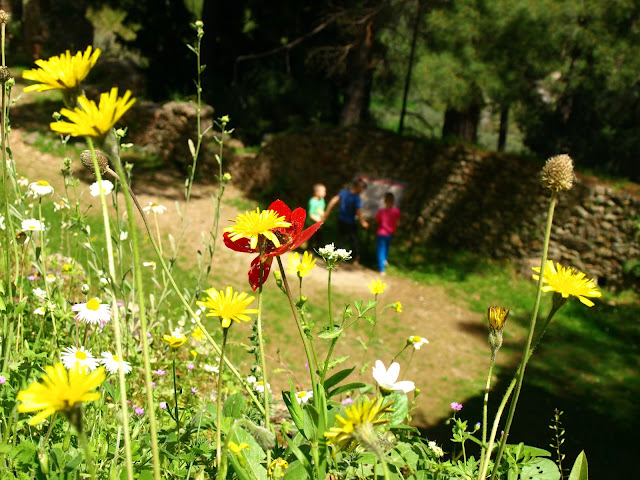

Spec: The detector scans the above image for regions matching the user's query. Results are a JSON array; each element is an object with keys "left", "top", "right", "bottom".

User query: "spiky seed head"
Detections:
[
  {"left": 0, "top": 66, "right": 10, "bottom": 84},
  {"left": 0, "top": 10, "right": 10, "bottom": 24},
  {"left": 80, "top": 150, "right": 109, "bottom": 175},
  {"left": 541, "top": 154, "right": 574, "bottom": 192}
]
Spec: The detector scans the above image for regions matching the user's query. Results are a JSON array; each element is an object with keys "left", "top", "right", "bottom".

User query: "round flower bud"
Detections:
[
  {"left": 541, "top": 154, "right": 574, "bottom": 191},
  {"left": 80, "top": 150, "right": 109, "bottom": 175}
]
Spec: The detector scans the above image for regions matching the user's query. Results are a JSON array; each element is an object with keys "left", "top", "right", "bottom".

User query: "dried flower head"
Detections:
[
  {"left": 0, "top": 66, "right": 11, "bottom": 83},
  {"left": 0, "top": 10, "right": 10, "bottom": 24},
  {"left": 541, "top": 154, "right": 574, "bottom": 191},
  {"left": 80, "top": 149, "right": 109, "bottom": 174}
]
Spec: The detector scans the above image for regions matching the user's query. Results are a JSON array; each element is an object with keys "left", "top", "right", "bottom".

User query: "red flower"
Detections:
[{"left": 223, "top": 200, "right": 323, "bottom": 290}]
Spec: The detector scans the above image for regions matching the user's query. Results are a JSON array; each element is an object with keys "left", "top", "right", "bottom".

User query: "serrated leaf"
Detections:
[
  {"left": 568, "top": 451, "right": 588, "bottom": 480},
  {"left": 388, "top": 392, "right": 409, "bottom": 426}
]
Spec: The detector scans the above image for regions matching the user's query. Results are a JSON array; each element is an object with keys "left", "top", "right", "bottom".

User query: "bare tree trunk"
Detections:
[
  {"left": 442, "top": 102, "right": 482, "bottom": 143},
  {"left": 339, "top": 19, "right": 377, "bottom": 126},
  {"left": 398, "top": 0, "right": 422, "bottom": 135}
]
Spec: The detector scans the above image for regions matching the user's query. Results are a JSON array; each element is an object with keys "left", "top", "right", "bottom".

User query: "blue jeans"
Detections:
[{"left": 377, "top": 235, "right": 393, "bottom": 273}]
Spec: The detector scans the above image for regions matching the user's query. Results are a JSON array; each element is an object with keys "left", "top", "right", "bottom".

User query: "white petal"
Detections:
[
  {"left": 372, "top": 360, "right": 386, "bottom": 385},
  {"left": 387, "top": 362, "right": 401, "bottom": 384},
  {"left": 393, "top": 380, "right": 415, "bottom": 393}
]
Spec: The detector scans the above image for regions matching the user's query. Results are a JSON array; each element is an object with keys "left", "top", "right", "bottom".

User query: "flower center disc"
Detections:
[
  {"left": 36, "top": 180, "right": 50, "bottom": 186},
  {"left": 87, "top": 298, "right": 100, "bottom": 310},
  {"left": 75, "top": 351, "right": 87, "bottom": 360}
]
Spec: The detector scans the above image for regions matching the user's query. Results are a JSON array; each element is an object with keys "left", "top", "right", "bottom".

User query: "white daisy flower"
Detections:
[
  {"left": 89, "top": 180, "right": 114, "bottom": 197},
  {"left": 143, "top": 202, "right": 167, "bottom": 214},
  {"left": 33, "top": 306, "right": 46, "bottom": 316},
  {"left": 372, "top": 360, "right": 415, "bottom": 393},
  {"left": 17, "top": 176, "right": 29, "bottom": 187},
  {"left": 61, "top": 346, "right": 99, "bottom": 372},
  {"left": 295, "top": 390, "right": 313, "bottom": 405},
  {"left": 32, "top": 287, "right": 47, "bottom": 300},
  {"left": 81, "top": 283, "right": 90, "bottom": 293},
  {"left": 53, "top": 198, "right": 70, "bottom": 211},
  {"left": 45, "top": 274, "right": 57, "bottom": 283},
  {"left": 246, "top": 375, "right": 257, "bottom": 384},
  {"left": 100, "top": 351, "right": 133, "bottom": 374},
  {"left": 408, "top": 336, "right": 429, "bottom": 350},
  {"left": 254, "top": 381, "right": 270, "bottom": 393},
  {"left": 203, "top": 364, "right": 219, "bottom": 373},
  {"left": 28, "top": 180, "right": 55, "bottom": 197},
  {"left": 71, "top": 298, "right": 111, "bottom": 325},
  {"left": 21, "top": 218, "right": 45, "bottom": 232},
  {"left": 143, "top": 261, "right": 156, "bottom": 270},
  {"left": 120, "top": 231, "right": 128, "bottom": 241},
  {"left": 0, "top": 214, "right": 5, "bottom": 230}
]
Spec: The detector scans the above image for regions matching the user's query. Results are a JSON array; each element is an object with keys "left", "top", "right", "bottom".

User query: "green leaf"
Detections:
[
  {"left": 302, "top": 404, "right": 320, "bottom": 441},
  {"left": 388, "top": 392, "right": 409, "bottom": 426},
  {"left": 326, "top": 355, "right": 350, "bottom": 371},
  {"left": 520, "top": 445, "right": 552, "bottom": 457},
  {"left": 283, "top": 379, "right": 304, "bottom": 432},
  {"left": 323, "top": 367, "right": 355, "bottom": 391},
  {"left": 283, "top": 460, "right": 308, "bottom": 480},
  {"left": 568, "top": 451, "right": 588, "bottom": 480},
  {"left": 520, "top": 458, "right": 560, "bottom": 480},
  {"left": 223, "top": 393, "right": 247, "bottom": 419},
  {"left": 318, "top": 327, "right": 343, "bottom": 339},
  {"left": 232, "top": 428, "right": 267, "bottom": 480},
  {"left": 284, "top": 436, "right": 313, "bottom": 479},
  {"left": 64, "top": 453, "right": 84, "bottom": 472},
  {"left": 327, "top": 382, "right": 367, "bottom": 398}
]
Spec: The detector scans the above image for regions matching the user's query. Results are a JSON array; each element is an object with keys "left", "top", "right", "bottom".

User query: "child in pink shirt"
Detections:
[{"left": 375, "top": 192, "right": 401, "bottom": 275}]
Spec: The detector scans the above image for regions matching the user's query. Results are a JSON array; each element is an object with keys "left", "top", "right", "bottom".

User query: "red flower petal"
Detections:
[
  {"left": 268, "top": 199, "right": 292, "bottom": 219},
  {"left": 289, "top": 207, "right": 306, "bottom": 233},
  {"left": 248, "top": 255, "right": 274, "bottom": 291},
  {"left": 223, "top": 232, "right": 258, "bottom": 253},
  {"left": 270, "top": 222, "right": 323, "bottom": 256}
]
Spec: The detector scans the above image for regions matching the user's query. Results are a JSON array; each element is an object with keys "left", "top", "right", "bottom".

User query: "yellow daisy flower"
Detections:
[
  {"left": 162, "top": 332, "right": 188, "bottom": 349},
  {"left": 224, "top": 208, "right": 291, "bottom": 250},
  {"left": 287, "top": 251, "right": 316, "bottom": 278},
  {"left": 23, "top": 46, "right": 101, "bottom": 92},
  {"left": 325, "top": 397, "right": 393, "bottom": 452},
  {"left": 50, "top": 87, "right": 136, "bottom": 138},
  {"left": 196, "top": 286, "right": 259, "bottom": 329},
  {"left": 394, "top": 301, "right": 402, "bottom": 313},
  {"left": 17, "top": 363, "right": 105, "bottom": 425},
  {"left": 367, "top": 279, "right": 387, "bottom": 295},
  {"left": 532, "top": 260, "right": 602, "bottom": 307},
  {"left": 191, "top": 326, "right": 205, "bottom": 342},
  {"left": 268, "top": 458, "right": 289, "bottom": 478}
]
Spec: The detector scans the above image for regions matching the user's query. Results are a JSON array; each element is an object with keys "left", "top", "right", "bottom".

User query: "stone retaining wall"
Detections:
[{"left": 228, "top": 126, "right": 640, "bottom": 290}]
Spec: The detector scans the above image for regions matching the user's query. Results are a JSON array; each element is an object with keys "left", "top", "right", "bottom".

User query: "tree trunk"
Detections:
[
  {"left": 497, "top": 104, "right": 509, "bottom": 151},
  {"left": 339, "top": 19, "right": 377, "bottom": 126},
  {"left": 442, "top": 102, "right": 482, "bottom": 143},
  {"left": 398, "top": 0, "right": 422, "bottom": 135}
]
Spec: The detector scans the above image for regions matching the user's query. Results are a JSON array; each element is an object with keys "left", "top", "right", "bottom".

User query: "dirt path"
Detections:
[{"left": 9, "top": 86, "right": 502, "bottom": 428}]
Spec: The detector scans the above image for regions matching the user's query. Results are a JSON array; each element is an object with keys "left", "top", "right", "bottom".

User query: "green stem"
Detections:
[
  {"left": 486, "top": 191, "right": 557, "bottom": 480},
  {"left": 172, "top": 352, "right": 181, "bottom": 448},
  {"left": 479, "top": 352, "right": 496, "bottom": 469},
  {"left": 216, "top": 328, "right": 229, "bottom": 469},
  {"left": 479, "top": 298, "right": 561, "bottom": 480},
  {"left": 361, "top": 294, "right": 379, "bottom": 365},
  {"left": 78, "top": 429, "right": 97, "bottom": 480},
  {"left": 276, "top": 257, "right": 317, "bottom": 386},
  {"left": 100, "top": 138, "right": 160, "bottom": 480},
  {"left": 327, "top": 268, "right": 334, "bottom": 329},
  {"left": 256, "top": 270, "right": 271, "bottom": 465}
]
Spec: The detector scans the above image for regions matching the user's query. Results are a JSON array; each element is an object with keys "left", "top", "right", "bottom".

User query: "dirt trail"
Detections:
[{"left": 9, "top": 86, "right": 501, "bottom": 428}]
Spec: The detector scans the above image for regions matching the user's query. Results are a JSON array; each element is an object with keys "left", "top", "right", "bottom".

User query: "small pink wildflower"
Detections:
[
  {"left": 151, "top": 381, "right": 156, "bottom": 388},
  {"left": 134, "top": 407, "right": 145, "bottom": 416},
  {"left": 153, "top": 369, "right": 166, "bottom": 376},
  {"left": 0, "top": 375, "right": 6, "bottom": 384},
  {"left": 159, "top": 402, "right": 167, "bottom": 409},
  {"left": 450, "top": 402, "right": 463, "bottom": 411},
  {"left": 341, "top": 397, "right": 354, "bottom": 405},
  {"left": 190, "top": 387, "right": 198, "bottom": 394},
  {"left": 187, "top": 363, "right": 195, "bottom": 370}
]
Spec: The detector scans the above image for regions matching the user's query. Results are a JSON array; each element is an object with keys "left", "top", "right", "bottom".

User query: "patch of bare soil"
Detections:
[{"left": 9, "top": 87, "right": 515, "bottom": 429}]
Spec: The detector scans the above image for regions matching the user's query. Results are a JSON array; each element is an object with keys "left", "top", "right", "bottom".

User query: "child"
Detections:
[
  {"left": 307, "top": 183, "right": 326, "bottom": 249},
  {"left": 375, "top": 192, "right": 400, "bottom": 275},
  {"left": 324, "top": 179, "right": 369, "bottom": 263}
]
